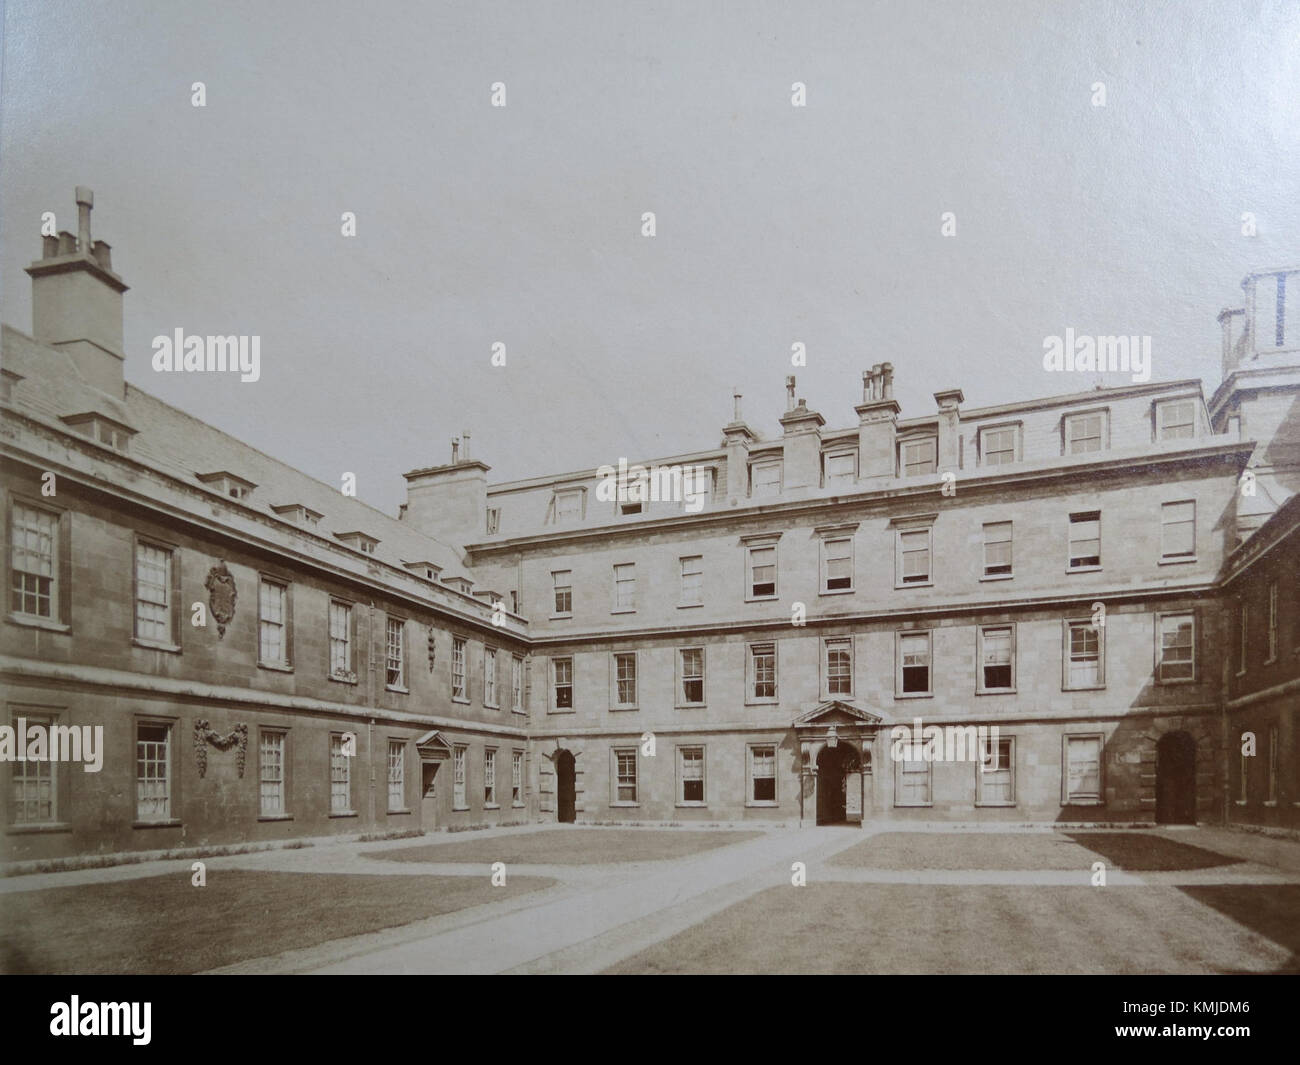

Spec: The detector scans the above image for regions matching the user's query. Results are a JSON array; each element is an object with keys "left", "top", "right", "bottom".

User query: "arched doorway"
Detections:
[
  {"left": 555, "top": 749, "right": 576, "bottom": 823},
  {"left": 1155, "top": 731, "right": 1197, "bottom": 824},
  {"left": 816, "top": 744, "right": 861, "bottom": 825}
]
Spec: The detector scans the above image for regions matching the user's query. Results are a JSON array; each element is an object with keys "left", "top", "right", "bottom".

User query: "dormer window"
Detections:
[
  {"left": 547, "top": 487, "right": 586, "bottom": 525},
  {"left": 443, "top": 576, "right": 474, "bottom": 594},
  {"left": 1063, "top": 410, "right": 1108, "bottom": 455},
  {"left": 404, "top": 560, "right": 443, "bottom": 582},
  {"left": 271, "top": 503, "right": 322, "bottom": 528},
  {"left": 1156, "top": 399, "right": 1196, "bottom": 441},
  {"left": 822, "top": 449, "right": 857, "bottom": 487},
  {"left": 750, "top": 460, "right": 782, "bottom": 498},
  {"left": 62, "top": 412, "right": 136, "bottom": 454},
  {"left": 898, "top": 436, "right": 937, "bottom": 477},
  {"left": 197, "top": 470, "right": 257, "bottom": 501},
  {"left": 335, "top": 531, "right": 379, "bottom": 555}
]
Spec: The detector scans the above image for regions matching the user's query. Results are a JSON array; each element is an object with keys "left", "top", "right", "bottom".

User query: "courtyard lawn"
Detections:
[
  {"left": 830, "top": 832, "right": 1244, "bottom": 872},
  {"left": 369, "top": 828, "right": 764, "bottom": 866},
  {"left": 606, "top": 883, "right": 1296, "bottom": 974},
  {"left": 0, "top": 870, "right": 553, "bottom": 974}
]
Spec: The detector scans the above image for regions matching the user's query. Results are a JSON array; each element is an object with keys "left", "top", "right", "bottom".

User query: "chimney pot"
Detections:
[
  {"left": 785, "top": 375, "right": 796, "bottom": 411},
  {"left": 461, "top": 431, "right": 471, "bottom": 460},
  {"left": 57, "top": 231, "right": 76, "bottom": 256},
  {"left": 41, "top": 235, "right": 59, "bottom": 258},
  {"left": 451, "top": 438, "right": 460, "bottom": 463},
  {"left": 92, "top": 240, "right": 112, "bottom": 271}
]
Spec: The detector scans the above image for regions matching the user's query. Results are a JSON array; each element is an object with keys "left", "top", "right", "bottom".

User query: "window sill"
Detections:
[
  {"left": 895, "top": 582, "right": 933, "bottom": 590},
  {"left": 895, "top": 692, "right": 933, "bottom": 700},
  {"left": 675, "top": 703, "right": 707, "bottom": 710},
  {"left": 745, "top": 595, "right": 779, "bottom": 604},
  {"left": 6, "top": 821, "right": 73, "bottom": 835},
  {"left": 1234, "top": 800, "right": 1247, "bottom": 806},
  {"left": 132, "top": 637, "right": 181, "bottom": 653},
  {"left": 453, "top": 805, "right": 470, "bottom": 812},
  {"left": 484, "top": 804, "right": 500, "bottom": 810},
  {"left": 1158, "top": 556, "right": 1197, "bottom": 566},
  {"left": 1156, "top": 678, "right": 1196, "bottom": 686},
  {"left": 6, "top": 614, "right": 70, "bottom": 634},
  {"left": 979, "top": 573, "right": 1014, "bottom": 582},
  {"left": 512, "top": 802, "right": 526, "bottom": 809},
  {"left": 610, "top": 802, "right": 640, "bottom": 808},
  {"left": 745, "top": 801, "right": 779, "bottom": 808},
  {"left": 676, "top": 802, "right": 707, "bottom": 808},
  {"left": 387, "top": 808, "right": 412, "bottom": 815},
  {"left": 329, "top": 810, "right": 359, "bottom": 819},
  {"left": 451, "top": 696, "right": 470, "bottom": 705},
  {"left": 1063, "top": 684, "right": 1107, "bottom": 692},
  {"left": 258, "top": 661, "right": 294, "bottom": 673},
  {"left": 1263, "top": 801, "right": 1279, "bottom": 808},
  {"left": 976, "top": 688, "right": 1016, "bottom": 696},
  {"left": 610, "top": 608, "right": 637, "bottom": 616},
  {"left": 893, "top": 803, "right": 933, "bottom": 809},
  {"left": 549, "top": 614, "right": 573, "bottom": 621},
  {"left": 974, "top": 802, "right": 1017, "bottom": 808},
  {"left": 257, "top": 814, "right": 294, "bottom": 822},
  {"left": 744, "top": 699, "right": 779, "bottom": 706},
  {"left": 677, "top": 602, "right": 704, "bottom": 609},
  {"left": 484, "top": 703, "right": 500, "bottom": 711},
  {"left": 511, "top": 708, "right": 527, "bottom": 716},
  {"left": 820, "top": 588, "right": 854, "bottom": 596},
  {"left": 1062, "top": 799, "right": 1103, "bottom": 807},
  {"left": 329, "top": 672, "right": 359, "bottom": 685},
  {"left": 133, "top": 819, "right": 182, "bottom": 829},
  {"left": 610, "top": 706, "right": 639, "bottom": 713},
  {"left": 548, "top": 708, "right": 575, "bottom": 715},
  {"left": 1066, "top": 565, "right": 1103, "bottom": 574},
  {"left": 386, "top": 685, "right": 410, "bottom": 694}
]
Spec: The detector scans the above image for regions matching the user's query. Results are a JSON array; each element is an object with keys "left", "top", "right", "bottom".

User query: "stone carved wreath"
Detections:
[{"left": 194, "top": 719, "right": 249, "bottom": 778}]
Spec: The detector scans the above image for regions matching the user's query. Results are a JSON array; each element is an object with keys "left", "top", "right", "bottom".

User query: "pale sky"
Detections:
[{"left": 3, "top": 0, "right": 1298, "bottom": 515}]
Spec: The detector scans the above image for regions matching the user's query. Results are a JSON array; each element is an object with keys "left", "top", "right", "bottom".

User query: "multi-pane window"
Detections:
[
  {"left": 1157, "top": 612, "right": 1195, "bottom": 682},
  {"left": 678, "top": 747, "right": 705, "bottom": 804},
  {"left": 258, "top": 579, "right": 289, "bottom": 666},
  {"left": 822, "top": 538, "right": 853, "bottom": 592},
  {"left": 1064, "top": 735, "right": 1102, "bottom": 803},
  {"left": 328, "top": 600, "right": 352, "bottom": 676},
  {"left": 385, "top": 617, "right": 406, "bottom": 689},
  {"left": 1068, "top": 512, "right": 1101, "bottom": 568},
  {"left": 453, "top": 745, "right": 467, "bottom": 808},
  {"left": 330, "top": 734, "right": 351, "bottom": 813},
  {"left": 614, "top": 748, "right": 638, "bottom": 803},
  {"left": 748, "top": 545, "right": 776, "bottom": 598},
  {"left": 680, "top": 648, "right": 704, "bottom": 705},
  {"left": 259, "top": 731, "right": 285, "bottom": 816},
  {"left": 511, "top": 655, "right": 524, "bottom": 712},
  {"left": 980, "top": 426, "right": 1017, "bottom": 465},
  {"left": 452, "top": 636, "right": 467, "bottom": 700},
  {"left": 1266, "top": 582, "right": 1279, "bottom": 663},
  {"left": 512, "top": 750, "right": 524, "bottom": 805},
  {"left": 679, "top": 556, "right": 703, "bottom": 606},
  {"left": 10, "top": 503, "right": 58, "bottom": 619},
  {"left": 10, "top": 714, "right": 54, "bottom": 823},
  {"left": 900, "top": 437, "right": 936, "bottom": 476},
  {"left": 979, "top": 626, "right": 1014, "bottom": 691},
  {"left": 613, "top": 563, "right": 636, "bottom": 611},
  {"left": 134, "top": 541, "right": 173, "bottom": 643},
  {"left": 1157, "top": 400, "right": 1196, "bottom": 440},
  {"left": 750, "top": 642, "right": 776, "bottom": 700},
  {"left": 751, "top": 462, "right": 782, "bottom": 497},
  {"left": 823, "top": 450, "right": 856, "bottom": 486},
  {"left": 484, "top": 748, "right": 497, "bottom": 805},
  {"left": 1065, "top": 620, "right": 1103, "bottom": 688},
  {"left": 682, "top": 467, "right": 714, "bottom": 509},
  {"left": 136, "top": 723, "right": 172, "bottom": 822},
  {"left": 899, "top": 631, "right": 931, "bottom": 695},
  {"left": 552, "top": 570, "right": 572, "bottom": 615},
  {"left": 1065, "top": 412, "right": 1105, "bottom": 454},
  {"left": 983, "top": 521, "right": 1012, "bottom": 577},
  {"left": 897, "top": 757, "right": 932, "bottom": 805},
  {"left": 484, "top": 646, "right": 498, "bottom": 707},
  {"left": 977, "top": 736, "right": 1015, "bottom": 805},
  {"left": 553, "top": 656, "right": 573, "bottom": 709},
  {"left": 1160, "top": 501, "right": 1196, "bottom": 560},
  {"left": 897, "top": 529, "right": 931, "bottom": 585},
  {"left": 387, "top": 740, "right": 405, "bottom": 811},
  {"left": 825, "top": 637, "right": 852, "bottom": 696},
  {"left": 613, "top": 652, "right": 637, "bottom": 707},
  {"left": 749, "top": 745, "right": 776, "bottom": 803},
  {"left": 552, "top": 489, "right": 583, "bottom": 524}
]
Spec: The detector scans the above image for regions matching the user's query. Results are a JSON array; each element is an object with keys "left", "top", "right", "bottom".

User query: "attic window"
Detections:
[
  {"left": 271, "top": 503, "right": 322, "bottom": 528},
  {"left": 547, "top": 488, "right": 586, "bottom": 525},
  {"left": 404, "top": 561, "right": 442, "bottom": 582},
  {"left": 197, "top": 470, "right": 257, "bottom": 501},
  {"left": 62, "top": 412, "right": 136, "bottom": 454},
  {"left": 336, "top": 531, "right": 379, "bottom": 555},
  {"left": 443, "top": 576, "right": 474, "bottom": 594}
]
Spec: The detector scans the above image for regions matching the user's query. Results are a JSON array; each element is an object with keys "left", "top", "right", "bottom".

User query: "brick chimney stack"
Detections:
[{"left": 26, "top": 187, "right": 128, "bottom": 396}]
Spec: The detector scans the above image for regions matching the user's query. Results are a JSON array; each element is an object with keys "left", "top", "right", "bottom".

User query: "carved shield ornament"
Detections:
[{"left": 204, "top": 560, "right": 238, "bottom": 637}]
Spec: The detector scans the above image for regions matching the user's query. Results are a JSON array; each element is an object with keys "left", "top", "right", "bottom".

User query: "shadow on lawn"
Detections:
[
  {"left": 1179, "top": 884, "right": 1300, "bottom": 973},
  {"left": 1064, "top": 833, "right": 1244, "bottom": 871}
]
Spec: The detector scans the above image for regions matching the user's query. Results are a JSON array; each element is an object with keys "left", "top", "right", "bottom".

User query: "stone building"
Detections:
[{"left": 2, "top": 190, "right": 1298, "bottom": 864}]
